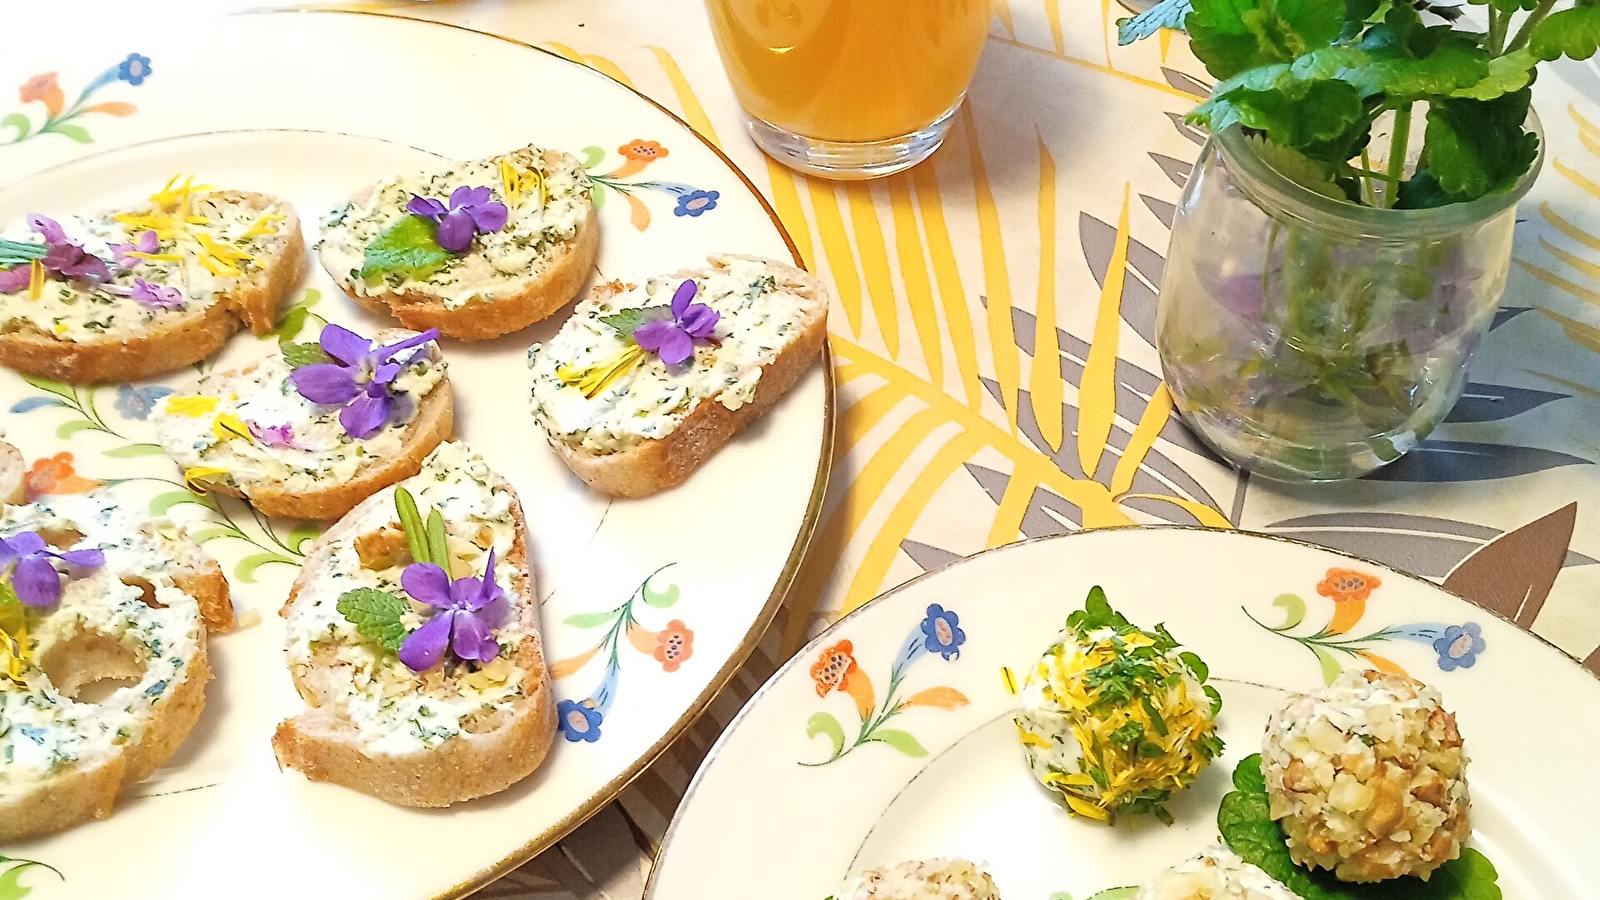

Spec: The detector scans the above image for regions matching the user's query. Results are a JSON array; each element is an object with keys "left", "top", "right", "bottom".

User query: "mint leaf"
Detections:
[
  {"left": 1192, "top": 79, "right": 1364, "bottom": 148},
  {"left": 1396, "top": 169, "right": 1456, "bottom": 208},
  {"left": 1188, "top": 0, "right": 1346, "bottom": 78},
  {"left": 1344, "top": 41, "right": 1490, "bottom": 100},
  {"left": 358, "top": 215, "right": 451, "bottom": 284},
  {"left": 280, "top": 341, "right": 332, "bottom": 368},
  {"left": 1118, "top": 0, "right": 1193, "bottom": 45},
  {"left": 1530, "top": 5, "right": 1600, "bottom": 62},
  {"left": 598, "top": 306, "right": 672, "bottom": 343},
  {"left": 1448, "top": 49, "right": 1537, "bottom": 100},
  {"left": 1423, "top": 89, "right": 1539, "bottom": 200},
  {"left": 1219, "top": 755, "right": 1503, "bottom": 900},
  {"left": 336, "top": 588, "right": 410, "bottom": 654},
  {"left": 1246, "top": 135, "right": 1349, "bottom": 198}
]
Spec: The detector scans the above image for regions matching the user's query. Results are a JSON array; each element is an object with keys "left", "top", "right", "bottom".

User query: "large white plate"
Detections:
[
  {"left": 647, "top": 529, "right": 1600, "bottom": 900},
  {"left": 0, "top": 11, "right": 829, "bottom": 900}
]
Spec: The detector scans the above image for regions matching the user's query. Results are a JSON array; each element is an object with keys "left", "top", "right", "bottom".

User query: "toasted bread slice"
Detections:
[
  {"left": 272, "top": 442, "right": 555, "bottom": 807},
  {"left": 528, "top": 254, "right": 828, "bottom": 497},
  {"left": 0, "top": 439, "right": 24, "bottom": 505},
  {"left": 0, "top": 187, "right": 305, "bottom": 384},
  {"left": 0, "top": 492, "right": 229, "bottom": 840},
  {"left": 317, "top": 145, "right": 598, "bottom": 341},
  {"left": 151, "top": 328, "right": 454, "bottom": 521}
]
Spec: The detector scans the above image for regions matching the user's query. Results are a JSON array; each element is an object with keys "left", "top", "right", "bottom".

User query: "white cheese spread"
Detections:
[
  {"left": 317, "top": 146, "right": 590, "bottom": 310},
  {"left": 282, "top": 442, "right": 528, "bottom": 755},
  {"left": 528, "top": 255, "right": 816, "bottom": 453}
]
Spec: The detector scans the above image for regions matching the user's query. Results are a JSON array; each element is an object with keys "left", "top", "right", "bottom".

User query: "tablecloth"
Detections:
[{"left": 31, "top": 0, "right": 1600, "bottom": 896}]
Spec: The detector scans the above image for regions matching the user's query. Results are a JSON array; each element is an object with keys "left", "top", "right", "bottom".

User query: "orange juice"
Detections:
[{"left": 705, "top": 0, "right": 991, "bottom": 144}]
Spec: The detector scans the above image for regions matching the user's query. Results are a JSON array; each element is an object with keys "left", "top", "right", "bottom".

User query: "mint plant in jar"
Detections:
[{"left": 1118, "top": 0, "right": 1600, "bottom": 481}]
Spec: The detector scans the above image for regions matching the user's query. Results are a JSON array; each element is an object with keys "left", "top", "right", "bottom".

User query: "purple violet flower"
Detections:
[
  {"left": 406, "top": 186, "right": 509, "bottom": 254},
  {"left": 288, "top": 324, "right": 440, "bottom": 440},
  {"left": 103, "top": 277, "right": 184, "bottom": 310},
  {"left": 29, "top": 215, "right": 110, "bottom": 282},
  {"left": 108, "top": 229, "right": 159, "bottom": 269},
  {"left": 0, "top": 265, "right": 31, "bottom": 294},
  {"left": 0, "top": 531, "right": 106, "bottom": 607},
  {"left": 634, "top": 280, "right": 720, "bottom": 366},
  {"left": 397, "top": 550, "right": 509, "bottom": 672},
  {"left": 248, "top": 421, "right": 295, "bottom": 448}
]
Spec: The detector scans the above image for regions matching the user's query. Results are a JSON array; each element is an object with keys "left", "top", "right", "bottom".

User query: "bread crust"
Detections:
[
  {"left": 195, "top": 380, "right": 455, "bottom": 522},
  {"left": 544, "top": 254, "right": 829, "bottom": 497},
  {"left": 0, "top": 439, "right": 24, "bottom": 505},
  {"left": 320, "top": 146, "right": 599, "bottom": 341},
  {"left": 0, "top": 192, "right": 305, "bottom": 384},
  {"left": 326, "top": 206, "right": 598, "bottom": 341},
  {"left": 0, "top": 522, "right": 221, "bottom": 841},
  {"left": 271, "top": 471, "right": 556, "bottom": 807}
]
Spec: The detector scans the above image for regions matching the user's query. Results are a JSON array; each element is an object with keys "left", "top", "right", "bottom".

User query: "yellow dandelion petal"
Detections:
[
  {"left": 183, "top": 466, "right": 231, "bottom": 493},
  {"left": 558, "top": 345, "right": 646, "bottom": 399},
  {"left": 165, "top": 395, "right": 219, "bottom": 417},
  {"left": 1001, "top": 666, "right": 1018, "bottom": 695},
  {"left": 1063, "top": 793, "right": 1111, "bottom": 821},
  {"left": 27, "top": 259, "right": 44, "bottom": 300},
  {"left": 242, "top": 213, "right": 284, "bottom": 239},
  {"left": 212, "top": 413, "right": 251, "bottom": 442}
]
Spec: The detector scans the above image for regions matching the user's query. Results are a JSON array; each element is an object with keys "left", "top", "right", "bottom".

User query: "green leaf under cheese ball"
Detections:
[{"left": 1219, "top": 755, "right": 1503, "bottom": 900}]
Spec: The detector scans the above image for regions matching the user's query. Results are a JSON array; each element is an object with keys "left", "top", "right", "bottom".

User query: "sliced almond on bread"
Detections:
[
  {"left": 151, "top": 327, "right": 454, "bottom": 521},
  {"left": 0, "top": 186, "right": 305, "bottom": 384},
  {"left": 0, "top": 492, "right": 229, "bottom": 839},
  {"left": 272, "top": 442, "right": 555, "bottom": 807},
  {"left": 317, "top": 145, "right": 598, "bottom": 341},
  {"left": 528, "top": 254, "right": 829, "bottom": 497}
]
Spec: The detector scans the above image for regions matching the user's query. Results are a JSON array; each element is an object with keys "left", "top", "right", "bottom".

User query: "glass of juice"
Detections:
[{"left": 705, "top": 0, "right": 991, "bottom": 180}]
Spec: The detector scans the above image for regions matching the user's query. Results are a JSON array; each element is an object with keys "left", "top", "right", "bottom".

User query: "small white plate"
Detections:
[
  {"left": 0, "top": 11, "right": 828, "bottom": 900},
  {"left": 648, "top": 528, "right": 1599, "bottom": 900}
]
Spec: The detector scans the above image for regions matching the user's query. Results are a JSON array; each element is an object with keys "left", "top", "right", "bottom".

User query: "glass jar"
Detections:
[{"left": 1155, "top": 118, "right": 1544, "bottom": 482}]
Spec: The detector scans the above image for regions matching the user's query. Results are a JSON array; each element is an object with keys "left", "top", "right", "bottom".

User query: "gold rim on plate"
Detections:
[
  {"left": 641, "top": 522, "right": 1600, "bottom": 899},
  {"left": 211, "top": 9, "right": 836, "bottom": 898}
]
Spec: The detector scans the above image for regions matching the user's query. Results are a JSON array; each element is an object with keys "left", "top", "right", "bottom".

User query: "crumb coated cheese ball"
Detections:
[
  {"left": 1262, "top": 669, "right": 1468, "bottom": 883},
  {"left": 838, "top": 859, "right": 1001, "bottom": 900},
  {"left": 1014, "top": 588, "right": 1223, "bottom": 823},
  {"left": 1134, "top": 846, "right": 1299, "bottom": 900}
]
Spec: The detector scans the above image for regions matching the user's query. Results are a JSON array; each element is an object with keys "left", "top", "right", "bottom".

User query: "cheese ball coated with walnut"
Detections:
[{"left": 1261, "top": 669, "right": 1469, "bottom": 883}]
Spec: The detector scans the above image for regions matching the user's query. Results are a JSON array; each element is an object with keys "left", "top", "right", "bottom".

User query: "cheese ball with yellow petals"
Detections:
[{"left": 1014, "top": 587, "right": 1224, "bottom": 823}]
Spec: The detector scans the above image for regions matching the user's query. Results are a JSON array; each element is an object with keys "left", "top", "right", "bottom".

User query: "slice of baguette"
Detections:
[
  {"left": 0, "top": 439, "right": 24, "bottom": 505},
  {"left": 0, "top": 492, "right": 228, "bottom": 840},
  {"left": 528, "top": 254, "right": 829, "bottom": 497},
  {"left": 0, "top": 189, "right": 305, "bottom": 384},
  {"left": 151, "top": 328, "right": 454, "bottom": 521},
  {"left": 272, "top": 442, "right": 555, "bottom": 807},
  {"left": 318, "top": 145, "right": 599, "bottom": 340}
]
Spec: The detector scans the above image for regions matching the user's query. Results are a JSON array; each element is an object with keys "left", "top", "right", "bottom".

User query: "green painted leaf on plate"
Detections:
[
  {"left": 805, "top": 711, "right": 846, "bottom": 760},
  {"left": 1310, "top": 645, "right": 1343, "bottom": 685},
  {"left": 1, "top": 113, "right": 32, "bottom": 141},
  {"left": 564, "top": 611, "right": 619, "bottom": 629},
  {"left": 55, "top": 420, "right": 96, "bottom": 439},
  {"left": 642, "top": 579, "right": 680, "bottom": 608},
  {"left": 50, "top": 123, "right": 92, "bottom": 144},
  {"left": 867, "top": 728, "right": 928, "bottom": 757},
  {"left": 235, "top": 552, "right": 296, "bottom": 584},
  {"left": 1272, "top": 593, "right": 1307, "bottom": 630},
  {"left": 102, "top": 443, "right": 165, "bottom": 458},
  {"left": 150, "top": 490, "right": 213, "bottom": 516}
]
